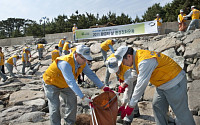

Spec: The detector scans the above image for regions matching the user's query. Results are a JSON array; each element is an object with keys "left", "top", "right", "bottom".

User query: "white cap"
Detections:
[
  {"left": 76, "top": 45, "right": 92, "bottom": 60},
  {"left": 112, "top": 39, "right": 117, "bottom": 43},
  {"left": 156, "top": 14, "right": 159, "bottom": 16},
  {"left": 63, "top": 36, "right": 67, "bottom": 39},
  {"left": 191, "top": 6, "right": 195, "bottom": 9},
  {"left": 107, "top": 57, "right": 119, "bottom": 73},
  {"left": 74, "top": 23, "right": 76, "bottom": 25},
  {"left": 114, "top": 46, "right": 128, "bottom": 66},
  {"left": 180, "top": 9, "right": 184, "bottom": 13}
]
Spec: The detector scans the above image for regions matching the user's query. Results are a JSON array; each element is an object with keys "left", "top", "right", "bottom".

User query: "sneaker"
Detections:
[
  {"left": 123, "top": 121, "right": 131, "bottom": 125},
  {"left": 2, "top": 77, "right": 8, "bottom": 82}
]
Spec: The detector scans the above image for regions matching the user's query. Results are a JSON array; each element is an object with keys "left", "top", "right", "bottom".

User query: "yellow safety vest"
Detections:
[
  {"left": 101, "top": 39, "right": 114, "bottom": 52},
  {"left": 0, "top": 52, "right": 4, "bottom": 65},
  {"left": 117, "top": 63, "right": 133, "bottom": 81},
  {"left": 22, "top": 51, "right": 29, "bottom": 62},
  {"left": 58, "top": 39, "right": 65, "bottom": 47},
  {"left": 178, "top": 14, "right": 186, "bottom": 23},
  {"left": 51, "top": 49, "right": 60, "bottom": 62},
  {"left": 63, "top": 42, "right": 70, "bottom": 51},
  {"left": 37, "top": 44, "right": 44, "bottom": 49},
  {"left": 43, "top": 52, "right": 86, "bottom": 88},
  {"left": 106, "top": 53, "right": 115, "bottom": 60},
  {"left": 155, "top": 18, "right": 162, "bottom": 26},
  {"left": 7, "top": 55, "right": 18, "bottom": 65},
  {"left": 72, "top": 26, "right": 77, "bottom": 34},
  {"left": 134, "top": 50, "right": 182, "bottom": 87},
  {"left": 192, "top": 9, "right": 200, "bottom": 20}
]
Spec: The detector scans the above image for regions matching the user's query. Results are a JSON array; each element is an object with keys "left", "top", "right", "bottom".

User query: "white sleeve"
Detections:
[
  {"left": 178, "top": 16, "right": 181, "bottom": 23},
  {"left": 185, "top": 11, "right": 193, "bottom": 17},
  {"left": 129, "top": 58, "right": 158, "bottom": 107},
  {"left": 159, "top": 18, "right": 162, "bottom": 23},
  {"left": 13, "top": 57, "right": 17, "bottom": 65},
  {"left": 124, "top": 69, "right": 137, "bottom": 85}
]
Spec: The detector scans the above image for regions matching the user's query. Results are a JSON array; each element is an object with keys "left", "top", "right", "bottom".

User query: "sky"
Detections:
[{"left": 0, "top": 0, "right": 174, "bottom": 22}]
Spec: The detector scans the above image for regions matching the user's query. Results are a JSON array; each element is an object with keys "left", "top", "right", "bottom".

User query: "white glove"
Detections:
[{"left": 82, "top": 97, "right": 93, "bottom": 105}]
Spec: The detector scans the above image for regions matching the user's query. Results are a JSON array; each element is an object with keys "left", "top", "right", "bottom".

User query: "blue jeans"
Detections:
[
  {"left": 100, "top": 49, "right": 107, "bottom": 62},
  {"left": 58, "top": 47, "right": 63, "bottom": 55},
  {"left": 187, "top": 19, "right": 199, "bottom": 31},
  {"left": 38, "top": 48, "right": 44, "bottom": 59},
  {"left": 0, "top": 65, "right": 7, "bottom": 80},
  {"left": 43, "top": 81, "right": 77, "bottom": 125},
  {"left": 152, "top": 76, "right": 195, "bottom": 125}
]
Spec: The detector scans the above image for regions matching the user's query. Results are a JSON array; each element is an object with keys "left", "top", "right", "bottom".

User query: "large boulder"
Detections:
[
  {"left": 184, "top": 38, "right": 200, "bottom": 59},
  {"left": 188, "top": 80, "right": 200, "bottom": 115},
  {"left": 9, "top": 90, "right": 44, "bottom": 106}
]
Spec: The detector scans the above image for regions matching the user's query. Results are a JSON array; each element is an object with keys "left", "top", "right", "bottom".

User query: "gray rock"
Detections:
[
  {"left": 9, "top": 90, "right": 44, "bottom": 106},
  {"left": 192, "top": 59, "right": 200, "bottom": 80},
  {"left": 90, "top": 61, "right": 105, "bottom": 71},
  {"left": 90, "top": 43, "right": 101, "bottom": 54},
  {"left": 23, "top": 98, "right": 46, "bottom": 110},
  {"left": 187, "top": 64, "right": 195, "bottom": 72},
  {"left": 184, "top": 38, "right": 200, "bottom": 58},
  {"left": 183, "top": 29, "right": 200, "bottom": 44},
  {"left": 0, "top": 105, "right": 37, "bottom": 124},
  {"left": 143, "top": 84, "right": 155, "bottom": 101},
  {"left": 188, "top": 80, "right": 200, "bottom": 114},
  {"left": 148, "top": 37, "right": 177, "bottom": 52},
  {"left": 11, "top": 111, "right": 46, "bottom": 123}
]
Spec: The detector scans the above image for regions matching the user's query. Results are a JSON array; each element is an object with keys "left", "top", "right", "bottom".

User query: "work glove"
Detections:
[
  {"left": 118, "top": 105, "right": 125, "bottom": 114},
  {"left": 118, "top": 84, "right": 128, "bottom": 93},
  {"left": 119, "top": 79, "right": 124, "bottom": 83},
  {"left": 121, "top": 105, "right": 134, "bottom": 119},
  {"left": 103, "top": 86, "right": 114, "bottom": 93},
  {"left": 82, "top": 97, "right": 93, "bottom": 105}
]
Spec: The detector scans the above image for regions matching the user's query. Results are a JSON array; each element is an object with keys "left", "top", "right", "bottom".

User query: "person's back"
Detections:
[
  {"left": 185, "top": 6, "right": 200, "bottom": 31},
  {"left": 51, "top": 46, "right": 60, "bottom": 62}
]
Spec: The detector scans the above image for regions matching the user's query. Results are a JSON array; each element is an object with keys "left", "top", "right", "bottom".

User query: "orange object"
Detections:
[{"left": 90, "top": 91, "right": 118, "bottom": 125}]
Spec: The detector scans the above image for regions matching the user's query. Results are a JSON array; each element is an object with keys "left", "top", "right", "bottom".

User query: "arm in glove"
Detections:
[
  {"left": 82, "top": 97, "right": 93, "bottom": 105},
  {"left": 103, "top": 86, "right": 114, "bottom": 93},
  {"left": 118, "top": 84, "right": 128, "bottom": 93},
  {"left": 118, "top": 105, "right": 125, "bottom": 114},
  {"left": 121, "top": 105, "right": 134, "bottom": 119}
]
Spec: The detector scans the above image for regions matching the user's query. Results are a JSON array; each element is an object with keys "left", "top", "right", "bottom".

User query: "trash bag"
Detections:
[
  {"left": 90, "top": 91, "right": 118, "bottom": 125},
  {"left": 35, "top": 38, "right": 47, "bottom": 44}
]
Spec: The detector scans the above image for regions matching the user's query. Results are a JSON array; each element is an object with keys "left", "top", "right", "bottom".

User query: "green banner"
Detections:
[{"left": 76, "top": 21, "right": 157, "bottom": 40}]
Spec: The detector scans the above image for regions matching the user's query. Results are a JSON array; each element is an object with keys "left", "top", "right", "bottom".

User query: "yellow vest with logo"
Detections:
[
  {"left": 117, "top": 64, "right": 133, "bottom": 81},
  {"left": 192, "top": 9, "right": 200, "bottom": 20},
  {"left": 7, "top": 55, "right": 18, "bottom": 65},
  {"left": 51, "top": 49, "right": 60, "bottom": 62},
  {"left": 43, "top": 53, "right": 86, "bottom": 88},
  {"left": 22, "top": 51, "right": 29, "bottom": 62},
  {"left": 37, "top": 44, "right": 44, "bottom": 49},
  {"left": 155, "top": 18, "right": 162, "bottom": 26},
  {"left": 63, "top": 42, "right": 70, "bottom": 51},
  {"left": 58, "top": 39, "right": 65, "bottom": 47},
  {"left": 72, "top": 26, "right": 77, "bottom": 34},
  {"left": 0, "top": 52, "right": 4, "bottom": 65},
  {"left": 101, "top": 39, "right": 113, "bottom": 52},
  {"left": 135, "top": 50, "right": 182, "bottom": 87},
  {"left": 178, "top": 14, "right": 186, "bottom": 23}
]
